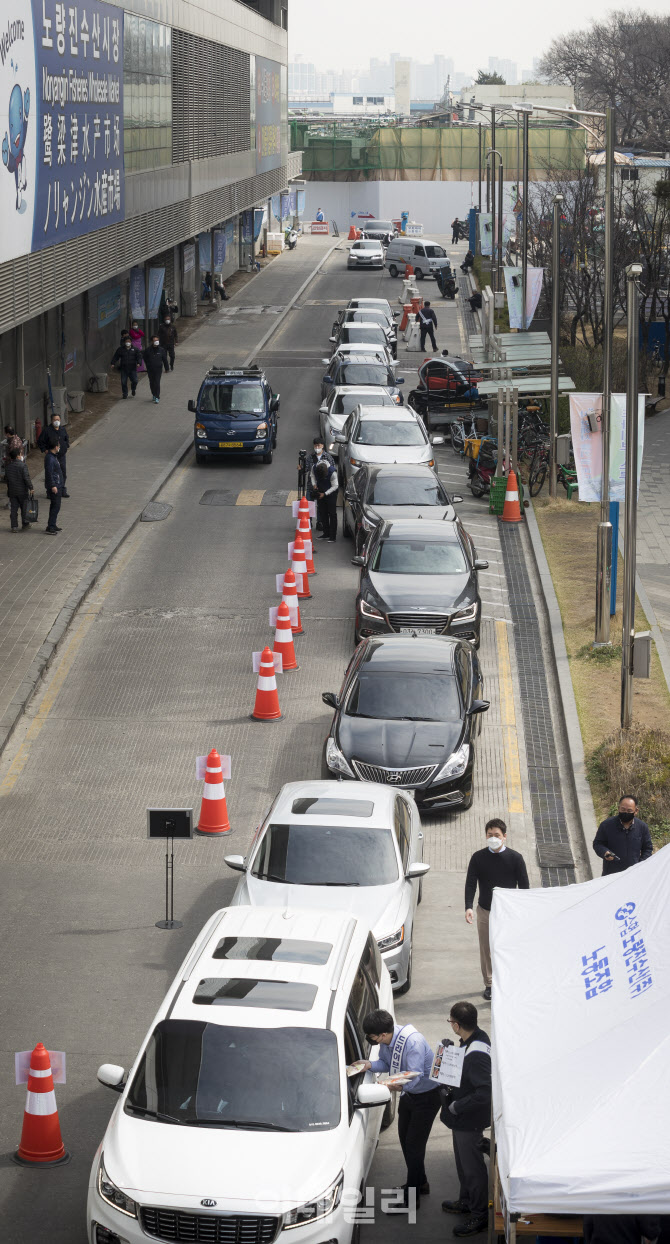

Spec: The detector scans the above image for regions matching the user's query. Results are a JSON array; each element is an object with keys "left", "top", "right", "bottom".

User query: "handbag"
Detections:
[{"left": 26, "top": 495, "right": 39, "bottom": 523}]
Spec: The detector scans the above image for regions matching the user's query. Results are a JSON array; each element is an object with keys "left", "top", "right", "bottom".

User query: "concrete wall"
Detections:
[{"left": 302, "top": 180, "right": 519, "bottom": 234}]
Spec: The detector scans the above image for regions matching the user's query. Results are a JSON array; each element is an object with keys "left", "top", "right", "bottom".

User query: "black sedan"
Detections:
[
  {"left": 343, "top": 462, "right": 463, "bottom": 555},
  {"left": 353, "top": 518, "right": 487, "bottom": 646},
  {"left": 321, "top": 635, "right": 489, "bottom": 811}
]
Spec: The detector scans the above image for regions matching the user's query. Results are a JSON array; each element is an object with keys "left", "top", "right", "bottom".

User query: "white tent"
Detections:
[{"left": 490, "top": 845, "right": 670, "bottom": 1214}]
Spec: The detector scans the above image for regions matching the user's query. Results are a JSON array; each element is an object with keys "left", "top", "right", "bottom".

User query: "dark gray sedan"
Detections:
[
  {"left": 353, "top": 518, "right": 487, "bottom": 646},
  {"left": 343, "top": 462, "right": 463, "bottom": 554}
]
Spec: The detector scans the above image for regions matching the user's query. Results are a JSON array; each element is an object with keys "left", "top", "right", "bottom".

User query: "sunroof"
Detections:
[
  {"left": 193, "top": 978, "right": 317, "bottom": 1011},
  {"left": 212, "top": 937, "right": 332, "bottom": 965},
  {"left": 291, "top": 797, "right": 374, "bottom": 818}
]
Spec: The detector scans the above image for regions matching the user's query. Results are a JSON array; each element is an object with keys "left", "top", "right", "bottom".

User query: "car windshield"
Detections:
[
  {"left": 347, "top": 312, "right": 389, "bottom": 327},
  {"left": 353, "top": 240, "right": 379, "bottom": 251},
  {"left": 373, "top": 539, "right": 467, "bottom": 574},
  {"left": 347, "top": 671, "right": 462, "bottom": 721},
  {"left": 356, "top": 421, "right": 425, "bottom": 447},
  {"left": 199, "top": 383, "right": 265, "bottom": 415},
  {"left": 366, "top": 222, "right": 393, "bottom": 231},
  {"left": 425, "top": 245, "right": 446, "bottom": 258},
  {"left": 341, "top": 364, "right": 393, "bottom": 386},
  {"left": 369, "top": 477, "right": 447, "bottom": 506},
  {"left": 344, "top": 328, "right": 387, "bottom": 346},
  {"left": 251, "top": 823, "right": 399, "bottom": 885},
  {"left": 126, "top": 1020, "right": 340, "bottom": 1131},
  {"left": 332, "top": 392, "right": 392, "bottom": 414}
]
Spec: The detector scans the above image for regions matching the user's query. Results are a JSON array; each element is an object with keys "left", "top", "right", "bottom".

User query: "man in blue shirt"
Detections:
[{"left": 361, "top": 1008, "right": 441, "bottom": 1209}]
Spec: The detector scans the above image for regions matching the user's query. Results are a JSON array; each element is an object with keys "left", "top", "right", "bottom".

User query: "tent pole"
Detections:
[{"left": 487, "top": 1111, "right": 496, "bottom": 1244}]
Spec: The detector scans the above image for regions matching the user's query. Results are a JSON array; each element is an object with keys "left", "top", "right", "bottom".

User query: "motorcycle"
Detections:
[
  {"left": 469, "top": 439, "right": 498, "bottom": 497},
  {"left": 435, "top": 267, "right": 458, "bottom": 300},
  {"left": 285, "top": 228, "right": 298, "bottom": 251}
]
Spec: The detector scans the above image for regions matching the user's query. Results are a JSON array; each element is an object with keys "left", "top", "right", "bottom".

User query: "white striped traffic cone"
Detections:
[
  {"left": 272, "top": 601, "right": 299, "bottom": 671},
  {"left": 295, "top": 500, "right": 316, "bottom": 574},
  {"left": 280, "top": 569, "right": 303, "bottom": 635},
  {"left": 196, "top": 748, "right": 231, "bottom": 835},
  {"left": 251, "top": 647, "right": 282, "bottom": 721},
  {"left": 14, "top": 1044, "right": 69, "bottom": 1166},
  {"left": 289, "top": 536, "right": 312, "bottom": 599}
]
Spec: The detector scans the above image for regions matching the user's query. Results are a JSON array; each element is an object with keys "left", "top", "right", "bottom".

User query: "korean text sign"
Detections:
[
  {"left": 255, "top": 55, "right": 281, "bottom": 175},
  {"left": 0, "top": 0, "right": 124, "bottom": 264}
]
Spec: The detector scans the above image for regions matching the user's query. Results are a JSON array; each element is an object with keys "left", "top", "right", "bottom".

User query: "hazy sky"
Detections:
[{"left": 288, "top": 0, "right": 663, "bottom": 78}]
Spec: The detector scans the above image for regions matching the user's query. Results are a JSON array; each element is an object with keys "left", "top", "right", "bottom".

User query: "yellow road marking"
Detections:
[
  {"left": 495, "top": 618, "right": 524, "bottom": 815},
  {"left": 236, "top": 489, "right": 266, "bottom": 506},
  {"left": 285, "top": 490, "right": 298, "bottom": 506},
  {"left": 0, "top": 542, "right": 137, "bottom": 797}
]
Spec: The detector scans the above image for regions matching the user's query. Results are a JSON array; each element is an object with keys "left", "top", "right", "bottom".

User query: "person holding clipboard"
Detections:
[
  {"left": 360, "top": 1009, "right": 441, "bottom": 1210},
  {"left": 439, "top": 1001, "right": 492, "bottom": 1237}
]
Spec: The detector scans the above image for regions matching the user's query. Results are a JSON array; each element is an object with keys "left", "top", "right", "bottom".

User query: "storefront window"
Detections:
[{"left": 123, "top": 15, "right": 172, "bottom": 172}]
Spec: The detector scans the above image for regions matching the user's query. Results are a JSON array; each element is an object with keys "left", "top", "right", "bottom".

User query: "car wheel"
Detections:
[
  {"left": 389, "top": 264, "right": 399, "bottom": 278},
  {"left": 461, "top": 785, "right": 474, "bottom": 811},
  {"left": 470, "top": 475, "right": 487, "bottom": 497},
  {"left": 262, "top": 448, "right": 273, "bottom": 464},
  {"left": 396, "top": 942, "right": 412, "bottom": 995},
  {"left": 381, "top": 1091, "right": 397, "bottom": 1132},
  {"left": 415, "top": 268, "right": 425, "bottom": 280}
]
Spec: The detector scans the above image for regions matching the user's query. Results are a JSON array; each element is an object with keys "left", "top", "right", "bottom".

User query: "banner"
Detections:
[
  {"left": 183, "top": 242, "right": 195, "bottom": 274},
  {"left": 147, "top": 266, "right": 164, "bottom": 317},
  {"left": 241, "top": 210, "right": 252, "bottom": 244},
  {"left": 224, "top": 219, "right": 234, "bottom": 250},
  {"left": 255, "top": 55, "right": 281, "bottom": 175},
  {"left": 253, "top": 208, "right": 264, "bottom": 240},
  {"left": 569, "top": 393, "right": 645, "bottom": 503},
  {"left": 213, "top": 228, "right": 226, "bottom": 268},
  {"left": 503, "top": 266, "right": 544, "bottom": 330},
  {"left": 479, "top": 213, "right": 493, "bottom": 257},
  {"left": 198, "top": 234, "right": 211, "bottom": 269},
  {"left": 271, "top": 193, "right": 280, "bottom": 222},
  {"left": 129, "top": 265, "right": 144, "bottom": 318},
  {"left": 0, "top": 0, "right": 124, "bottom": 265},
  {"left": 297, "top": 188, "right": 305, "bottom": 217},
  {"left": 97, "top": 283, "right": 120, "bottom": 327}
]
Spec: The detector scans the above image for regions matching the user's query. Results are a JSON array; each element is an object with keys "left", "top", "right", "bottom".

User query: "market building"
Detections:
[{"left": 0, "top": 0, "right": 301, "bottom": 435}]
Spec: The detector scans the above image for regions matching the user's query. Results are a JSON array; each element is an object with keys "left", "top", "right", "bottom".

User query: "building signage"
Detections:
[
  {"left": 0, "top": 0, "right": 124, "bottom": 265},
  {"left": 97, "top": 282, "right": 120, "bottom": 327},
  {"left": 255, "top": 55, "right": 281, "bottom": 175},
  {"left": 213, "top": 228, "right": 225, "bottom": 267}
]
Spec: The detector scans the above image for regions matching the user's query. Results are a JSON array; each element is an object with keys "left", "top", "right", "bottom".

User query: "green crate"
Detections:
[{"left": 489, "top": 475, "right": 525, "bottom": 516}]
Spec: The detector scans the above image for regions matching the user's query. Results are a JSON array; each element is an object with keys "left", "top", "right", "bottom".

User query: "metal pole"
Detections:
[
  {"left": 521, "top": 110, "right": 529, "bottom": 331},
  {"left": 478, "top": 123, "right": 482, "bottom": 212},
  {"left": 486, "top": 165, "right": 490, "bottom": 213},
  {"left": 487, "top": 1114, "right": 496, "bottom": 1244},
  {"left": 621, "top": 263, "right": 642, "bottom": 730},
  {"left": 511, "top": 386, "right": 519, "bottom": 474},
  {"left": 595, "top": 105, "right": 616, "bottom": 645},
  {"left": 549, "top": 194, "right": 563, "bottom": 499},
  {"left": 516, "top": 114, "right": 520, "bottom": 196},
  {"left": 490, "top": 108, "right": 496, "bottom": 290},
  {"left": 497, "top": 161, "right": 504, "bottom": 298}
]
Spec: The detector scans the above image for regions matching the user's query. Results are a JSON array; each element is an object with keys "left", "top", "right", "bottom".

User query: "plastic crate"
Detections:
[{"left": 489, "top": 475, "right": 525, "bottom": 515}]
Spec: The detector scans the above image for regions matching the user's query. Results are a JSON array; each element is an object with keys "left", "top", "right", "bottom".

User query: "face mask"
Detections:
[
  {"left": 165, "top": 319, "right": 171, "bottom": 325},
  {"left": 620, "top": 812, "right": 635, "bottom": 823},
  {"left": 53, "top": 421, "right": 60, "bottom": 429},
  {"left": 152, "top": 340, "right": 159, "bottom": 347},
  {"left": 487, "top": 837, "right": 504, "bottom": 852},
  {"left": 125, "top": 342, "right": 131, "bottom": 348}
]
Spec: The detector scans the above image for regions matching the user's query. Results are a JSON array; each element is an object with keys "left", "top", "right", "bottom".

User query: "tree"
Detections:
[
  {"left": 539, "top": 10, "right": 670, "bottom": 148},
  {"left": 475, "top": 70, "right": 506, "bottom": 85}
]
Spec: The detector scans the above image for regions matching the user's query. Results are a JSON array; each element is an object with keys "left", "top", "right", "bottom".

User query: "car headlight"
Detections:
[
  {"left": 428, "top": 458, "right": 435, "bottom": 466},
  {"left": 360, "top": 598, "right": 383, "bottom": 620},
  {"left": 97, "top": 1156, "right": 138, "bottom": 1219},
  {"left": 283, "top": 1171, "right": 343, "bottom": 1230},
  {"left": 453, "top": 601, "right": 479, "bottom": 623},
  {"left": 326, "top": 737, "right": 354, "bottom": 777},
  {"left": 434, "top": 743, "right": 470, "bottom": 783},
  {"left": 377, "top": 925, "right": 405, "bottom": 952},
  {"left": 196, "top": 429, "right": 206, "bottom": 438},
  {"left": 256, "top": 422, "right": 268, "bottom": 439},
  {"left": 195, "top": 423, "right": 207, "bottom": 439},
  {"left": 350, "top": 457, "right": 361, "bottom": 467},
  {"left": 361, "top": 515, "right": 376, "bottom": 531}
]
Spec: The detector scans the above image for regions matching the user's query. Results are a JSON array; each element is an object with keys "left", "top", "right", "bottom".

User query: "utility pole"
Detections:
[
  {"left": 521, "top": 108, "right": 530, "bottom": 330},
  {"left": 497, "top": 161, "right": 504, "bottom": 296},
  {"left": 620, "top": 262, "right": 642, "bottom": 730},
  {"left": 478, "top": 122, "right": 482, "bottom": 212},
  {"left": 490, "top": 107, "right": 496, "bottom": 290},
  {"left": 549, "top": 194, "right": 563, "bottom": 499},
  {"left": 595, "top": 105, "right": 616, "bottom": 646}
]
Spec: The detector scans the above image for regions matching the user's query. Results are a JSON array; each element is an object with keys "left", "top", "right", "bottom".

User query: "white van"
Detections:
[
  {"left": 385, "top": 237, "right": 451, "bottom": 280},
  {"left": 89, "top": 907, "right": 394, "bottom": 1244}
]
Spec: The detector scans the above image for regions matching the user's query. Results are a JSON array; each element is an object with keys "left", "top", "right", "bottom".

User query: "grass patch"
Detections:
[{"left": 533, "top": 495, "right": 670, "bottom": 848}]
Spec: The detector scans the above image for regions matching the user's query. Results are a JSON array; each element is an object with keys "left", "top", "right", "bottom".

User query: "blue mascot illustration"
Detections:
[{"left": 2, "top": 84, "right": 30, "bottom": 210}]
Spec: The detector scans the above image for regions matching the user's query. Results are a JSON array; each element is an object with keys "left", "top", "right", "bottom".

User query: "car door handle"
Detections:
[{"left": 418, "top": 832, "right": 423, "bottom": 839}]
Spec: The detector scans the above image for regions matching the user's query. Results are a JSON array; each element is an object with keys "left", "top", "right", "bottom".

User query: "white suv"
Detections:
[{"left": 88, "top": 907, "right": 394, "bottom": 1244}]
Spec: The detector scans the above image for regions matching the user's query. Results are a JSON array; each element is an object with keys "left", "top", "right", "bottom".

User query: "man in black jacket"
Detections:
[
  {"left": 416, "top": 301, "right": 438, "bottom": 352},
  {"left": 143, "top": 336, "right": 168, "bottom": 403},
  {"left": 38, "top": 414, "right": 70, "bottom": 497},
  {"left": 5, "top": 447, "right": 33, "bottom": 531},
  {"left": 593, "top": 796, "right": 653, "bottom": 876},
  {"left": 110, "top": 339, "right": 142, "bottom": 398},
  {"left": 441, "top": 1001, "right": 491, "bottom": 1237},
  {"left": 158, "top": 317, "right": 178, "bottom": 371},
  {"left": 465, "top": 819, "right": 529, "bottom": 999},
  {"left": 44, "top": 443, "right": 64, "bottom": 534}
]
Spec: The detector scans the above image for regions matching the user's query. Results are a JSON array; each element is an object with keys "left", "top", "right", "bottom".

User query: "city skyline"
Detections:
[{"left": 288, "top": 52, "right": 544, "bottom": 102}]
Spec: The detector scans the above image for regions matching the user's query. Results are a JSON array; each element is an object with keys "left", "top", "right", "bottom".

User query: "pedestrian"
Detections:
[
  {"left": 465, "top": 819, "right": 529, "bottom": 1000},
  {"left": 129, "top": 321, "right": 146, "bottom": 371},
  {"left": 4, "top": 424, "right": 23, "bottom": 454},
  {"left": 159, "top": 316, "right": 178, "bottom": 372},
  {"left": 110, "top": 338, "right": 142, "bottom": 398},
  {"left": 451, "top": 217, "right": 460, "bottom": 245},
  {"left": 593, "top": 795, "right": 653, "bottom": 876},
  {"left": 469, "top": 290, "right": 482, "bottom": 312},
  {"left": 5, "top": 446, "right": 34, "bottom": 531},
  {"left": 160, "top": 291, "right": 179, "bottom": 322},
  {"left": 360, "top": 1008, "right": 442, "bottom": 1210},
  {"left": 312, "top": 458, "right": 338, "bottom": 542},
  {"left": 461, "top": 250, "right": 475, "bottom": 273},
  {"left": 142, "top": 335, "right": 168, "bottom": 403},
  {"left": 584, "top": 1216, "right": 660, "bottom": 1244},
  {"left": 416, "top": 301, "right": 438, "bottom": 352},
  {"left": 306, "top": 436, "right": 335, "bottom": 531},
  {"left": 316, "top": 207, "right": 324, "bottom": 223},
  {"left": 441, "top": 1001, "right": 491, "bottom": 1237},
  {"left": 38, "top": 413, "right": 70, "bottom": 497},
  {"left": 44, "top": 441, "right": 64, "bottom": 534}
]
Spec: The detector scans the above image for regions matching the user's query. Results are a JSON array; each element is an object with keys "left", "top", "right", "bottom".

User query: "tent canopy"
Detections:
[{"left": 491, "top": 847, "right": 670, "bottom": 1214}]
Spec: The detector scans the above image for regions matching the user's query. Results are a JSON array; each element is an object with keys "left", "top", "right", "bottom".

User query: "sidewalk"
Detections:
[{"left": 0, "top": 234, "right": 340, "bottom": 752}]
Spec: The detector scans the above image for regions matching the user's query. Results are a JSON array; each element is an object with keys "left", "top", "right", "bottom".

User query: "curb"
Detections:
[
  {"left": 0, "top": 238, "right": 342, "bottom": 759},
  {"left": 525, "top": 500, "right": 601, "bottom": 879},
  {"left": 617, "top": 527, "right": 670, "bottom": 698}
]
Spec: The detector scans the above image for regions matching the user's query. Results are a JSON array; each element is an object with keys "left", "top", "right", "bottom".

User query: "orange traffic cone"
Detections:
[
  {"left": 14, "top": 1044, "right": 69, "bottom": 1166},
  {"left": 411, "top": 295, "right": 423, "bottom": 313},
  {"left": 500, "top": 470, "right": 523, "bottom": 523},
  {"left": 280, "top": 569, "right": 303, "bottom": 635},
  {"left": 252, "top": 647, "right": 282, "bottom": 721},
  {"left": 196, "top": 748, "right": 231, "bottom": 835},
  {"left": 348, "top": 224, "right": 357, "bottom": 240},
  {"left": 272, "top": 601, "right": 299, "bottom": 671},
  {"left": 295, "top": 500, "right": 316, "bottom": 574},
  {"left": 399, "top": 303, "right": 413, "bottom": 332},
  {"left": 290, "top": 536, "right": 312, "bottom": 599},
  {"left": 405, "top": 262, "right": 415, "bottom": 277}
]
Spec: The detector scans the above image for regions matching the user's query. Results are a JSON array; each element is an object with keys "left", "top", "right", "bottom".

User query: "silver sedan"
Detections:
[
  {"left": 319, "top": 386, "right": 400, "bottom": 457},
  {"left": 334, "top": 405, "right": 443, "bottom": 487}
]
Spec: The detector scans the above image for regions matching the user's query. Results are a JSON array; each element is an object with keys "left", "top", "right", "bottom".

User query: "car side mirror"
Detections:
[
  {"left": 467, "top": 699, "right": 490, "bottom": 715},
  {"left": 406, "top": 861, "right": 430, "bottom": 880},
  {"left": 322, "top": 360, "right": 331, "bottom": 367},
  {"left": 188, "top": 399, "right": 196, "bottom": 413},
  {"left": 329, "top": 335, "right": 336, "bottom": 343},
  {"left": 356, "top": 1082, "right": 391, "bottom": 1110},
  {"left": 351, "top": 555, "right": 365, "bottom": 567},
  {"left": 333, "top": 433, "right": 347, "bottom": 444},
  {"left": 224, "top": 854, "right": 246, "bottom": 873},
  {"left": 396, "top": 377, "right": 405, "bottom": 384},
  {"left": 270, "top": 397, "right": 279, "bottom": 411},
  {"left": 322, "top": 692, "right": 339, "bottom": 709},
  {"left": 451, "top": 495, "right": 463, "bottom": 503},
  {"left": 474, "top": 559, "right": 489, "bottom": 570},
  {"left": 319, "top": 404, "right": 328, "bottom": 414},
  {"left": 344, "top": 482, "right": 357, "bottom": 500},
  {"left": 431, "top": 435, "right": 445, "bottom": 445},
  {"left": 97, "top": 1064, "right": 126, "bottom": 1093}
]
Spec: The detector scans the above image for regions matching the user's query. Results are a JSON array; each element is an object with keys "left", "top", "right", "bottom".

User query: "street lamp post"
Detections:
[
  {"left": 478, "top": 122, "right": 482, "bottom": 212},
  {"left": 549, "top": 194, "right": 564, "bottom": 500},
  {"left": 521, "top": 108, "right": 530, "bottom": 330},
  {"left": 497, "top": 161, "right": 504, "bottom": 296},
  {"left": 595, "top": 105, "right": 616, "bottom": 646},
  {"left": 621, "top": 262, "right": 642, "bottom": 730}
]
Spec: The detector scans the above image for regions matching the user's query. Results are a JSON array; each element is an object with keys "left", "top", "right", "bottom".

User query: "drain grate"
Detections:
[
  {"left": 141, "top": 502, "right": 172, "bottom": 522},
  {"left": 199, "top": 490, "right": 294, "bottom": 507},
  {"left": 499, "top": 524, "right": 576, "bottom": 886}
]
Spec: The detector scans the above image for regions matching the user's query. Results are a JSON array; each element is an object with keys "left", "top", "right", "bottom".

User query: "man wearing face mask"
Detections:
[
  {"left": 142, "top": 336, "right": 169, "bottom": 403},
  {"left": 464, "top": 819, "right": 529, "bottom": 1000},
  {"left": 593, "top": 796, "right": 652, "bottom": 876},
  {"left": 110, "top": 338, "right": 142, "bottom": 398},
  {"left": 158, "top": 316, "right": 178, "bottom": 372},
  {"left": 38, "top": 414, "right": 71, "bottom": 498}
]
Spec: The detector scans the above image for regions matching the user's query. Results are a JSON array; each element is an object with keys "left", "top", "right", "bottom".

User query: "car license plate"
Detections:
[
  {"left": 219, "top": 442, "right": 244, "bottom": 448},
  {"left": 400, "top": 626, "right": 437, "bottom": 635}
]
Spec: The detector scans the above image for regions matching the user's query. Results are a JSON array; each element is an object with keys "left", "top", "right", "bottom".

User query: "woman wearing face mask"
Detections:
[
  {"left": 129, "top": 321, "right": 146, "bottom": 371},
  {"left": 464, "top": 819, "right": 530, "bottom": 1000},
  {"left": 38, "top": 413, "right": 71, "bottom": 497},
  {"left": 593, "top": 796, "right": 652, "bottom": 877}
]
